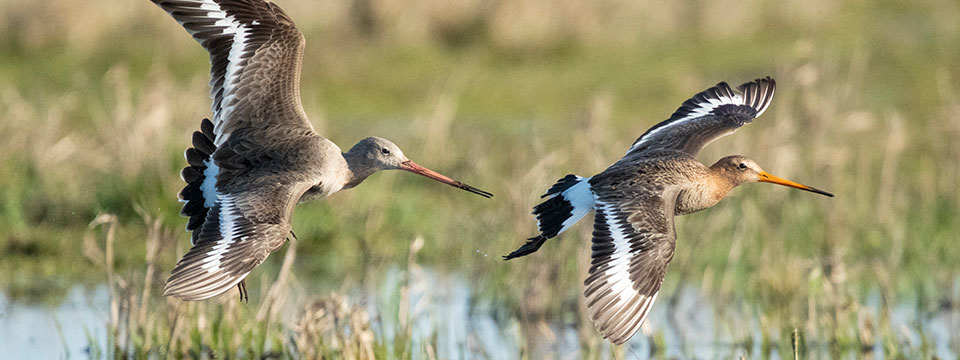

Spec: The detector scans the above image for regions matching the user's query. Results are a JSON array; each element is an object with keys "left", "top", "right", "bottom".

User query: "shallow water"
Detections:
[
  {"left": 2, "top": 268, "right": 958, "bottom": 359},
  {"left": 1, "top": 286, "right": 109, "bottom": 359}
]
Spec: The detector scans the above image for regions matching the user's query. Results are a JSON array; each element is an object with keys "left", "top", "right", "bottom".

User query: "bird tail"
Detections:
[{"left": 504, "top": 175, "right": 595, "bottom": 259}]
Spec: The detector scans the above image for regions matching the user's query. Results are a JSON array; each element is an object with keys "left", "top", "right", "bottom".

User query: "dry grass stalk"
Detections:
[
  {"left": 83, "top": 213, "right": 120, "bottom": 346},
  {"left": 293, "top": 294, "right": 376, "bottom": 359},
  {"left": 256, "top": 239, "right": 298, "bottom": 324},
  {"left": 792, "top": 327, "right": 800, "bottom": 360}
]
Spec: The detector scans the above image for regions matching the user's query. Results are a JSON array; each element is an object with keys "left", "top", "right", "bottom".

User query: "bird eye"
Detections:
[
  {"left": 380, "top": 148, "right": 391, "bottom": 155},
  {"left": 738, "top": 163, "right": 747, "bottom": 170}
]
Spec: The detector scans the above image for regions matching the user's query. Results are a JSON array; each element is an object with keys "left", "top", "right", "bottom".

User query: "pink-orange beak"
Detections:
[
  {"left": 757, "top": 171, "right": 833, "bottom": 197},
  {"left": 399, "top": 160, "right": 493, "bottom": 198}
]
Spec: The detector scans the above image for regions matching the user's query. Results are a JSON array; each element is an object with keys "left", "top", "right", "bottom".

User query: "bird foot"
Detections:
[{"left": 237, "top": 280, "right": 248, "bottom": 303}]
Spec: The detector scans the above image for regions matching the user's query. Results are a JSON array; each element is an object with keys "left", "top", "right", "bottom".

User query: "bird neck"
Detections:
[
  {"left": 706, "top": 166, "right": 738, "bottom": 199},
  {"left": 341, "top": 151, "right": 378, "bottom": 189},
  {"left": 675, "top": 168, "right": 736, "bottom": 215}
]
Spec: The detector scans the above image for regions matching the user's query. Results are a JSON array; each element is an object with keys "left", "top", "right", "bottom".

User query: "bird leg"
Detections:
[
  {"left": 237, "top": 279, "right": 248, "bottom": 303},
  {"left": 502, "top": 235, "right": 548, "bottom": 260},
  {"left": 289, "top": 230, "right": 298, "bottom": 241}
]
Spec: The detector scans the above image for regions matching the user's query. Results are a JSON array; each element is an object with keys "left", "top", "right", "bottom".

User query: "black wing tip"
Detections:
[
  {"left": 685, "top": 76, "right": 777, "bottom": 119},
  {"left": 736, "top": 76, "right": 776, "bottom": 116},
  {"left": 712, "top": 81, "right": 734, "bottom": 93},
  {"left": 627, "top": 76, "right": 778, "bottom": 156},
  {"left": 660, "top": 81, "right": 734, "bottom": 125},
  {"left": 740, "top": 76, "right": 775, "bottom": 89},
  {"left": 200, "top": 118, "right": 214, "bottom": 137},
  {"left": 692, "top": 76, "right": 777, "bottom": 111},
  {"left": 151, "top": 0, "right": 294, "bottom": 27}
]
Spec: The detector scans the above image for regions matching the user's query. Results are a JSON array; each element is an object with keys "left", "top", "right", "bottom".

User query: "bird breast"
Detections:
[
  {"left": 298, "top": 138, "right": 348, "bottom": 202},
  {"left": 299, "top": 178, "right": 343, "bottom": 202},
  {"left": 674, "top": 173, "right": 731, "bottom": 215}
]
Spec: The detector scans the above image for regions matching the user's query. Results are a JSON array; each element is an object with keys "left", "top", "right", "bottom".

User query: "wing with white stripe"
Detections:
[
  {"left": 626, "top": 77, "right": 775, "bottom": 156},
  {"left": 164, "top": 180, "right": 311, "bottom": 301},
  {"left": 150, "top": 0, "right": 312, "bottom": 146},
  {"left": 583, "top": 188, "right": 679, "bottom": 344}
]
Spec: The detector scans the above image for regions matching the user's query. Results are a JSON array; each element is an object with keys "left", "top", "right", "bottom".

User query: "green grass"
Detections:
[{"left": 1, "top": 0, "right": 959, "bottom": 357}]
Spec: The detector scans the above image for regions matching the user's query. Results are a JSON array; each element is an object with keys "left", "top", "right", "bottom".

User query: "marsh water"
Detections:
[{"left": 4, "top": 267, "right": 958, "bottom": 359}]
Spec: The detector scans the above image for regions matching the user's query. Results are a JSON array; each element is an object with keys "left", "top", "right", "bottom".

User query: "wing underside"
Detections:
[
  {"left": 165, "top": 182, "right": 309, "bottom": 301},
  {"left": 583, "top": 188, "right": 679, "bottom": 344}
]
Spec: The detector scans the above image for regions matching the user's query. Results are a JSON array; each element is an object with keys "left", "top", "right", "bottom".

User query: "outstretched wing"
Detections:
[
  {"left": 154, "top": 0, "right": 326, "bottom": 243},
  {"left": 164, "top": 179, "right": 312, "bottom": 301},
  {"left": 583, "top": 186, "right": 679, "bottom": 344},
  {"left": 626, "top": 77, "right": 775, "bottom": 157},
  {"left": 150, "top": 0, "right": 313, "bottom": 146}
]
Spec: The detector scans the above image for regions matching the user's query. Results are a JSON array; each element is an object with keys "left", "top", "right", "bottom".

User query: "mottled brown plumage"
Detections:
[
  {"left": 151, "top": 0, "right": 491, "bottom": 302},
  {"left": 506, "top": 77, "right": 832, "bottom": 344}
]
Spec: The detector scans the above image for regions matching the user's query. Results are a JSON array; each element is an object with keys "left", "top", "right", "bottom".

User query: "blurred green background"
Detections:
[{"left": 0, "top": 0, "right": 958, "bottom": 358}]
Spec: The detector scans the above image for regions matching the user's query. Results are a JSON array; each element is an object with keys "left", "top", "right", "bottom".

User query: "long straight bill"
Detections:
[
  {"left": 757, "top": 171, "right": 834, "bottom": 197},
  {"left": 400, "top": 160, "right": 493, "bottom": 198}
]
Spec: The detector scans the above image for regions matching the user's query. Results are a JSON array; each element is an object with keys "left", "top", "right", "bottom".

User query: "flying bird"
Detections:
[
  {"left": 150, "top": 0, "right": 492, "bottom": 302},
  {"left": 505, "top": 77, "right": 832, "bottom": 344}
]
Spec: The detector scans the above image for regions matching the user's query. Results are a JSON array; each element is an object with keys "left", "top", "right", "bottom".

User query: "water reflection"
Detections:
[{"left": 365, "top": 267, "right": 959, "bottom": 359}]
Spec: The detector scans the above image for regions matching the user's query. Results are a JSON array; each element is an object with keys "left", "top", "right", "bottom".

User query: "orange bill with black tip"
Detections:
[{"left": 757, "top": 171, "right": 834, "bottom": 197}]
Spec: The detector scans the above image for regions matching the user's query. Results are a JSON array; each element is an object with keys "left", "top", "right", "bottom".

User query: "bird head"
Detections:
[
  {"left": 346, "top": 137, "right": 493, "bottom": 198},
  {"left": 712, "top": 155, "right": 833, "bottom": 197}
]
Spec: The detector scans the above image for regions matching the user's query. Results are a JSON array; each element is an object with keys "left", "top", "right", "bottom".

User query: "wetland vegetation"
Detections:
[{"left": 1, "top": 0, "right": 958, "bottom": 358}]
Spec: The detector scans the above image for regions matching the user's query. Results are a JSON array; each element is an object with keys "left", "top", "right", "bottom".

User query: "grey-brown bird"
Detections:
[
  {"left": 151, "top": 0, "right": 492, "bottom": 302},
  {"left": 505, "top": 77, "right": 832, "bottom": 344}
]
